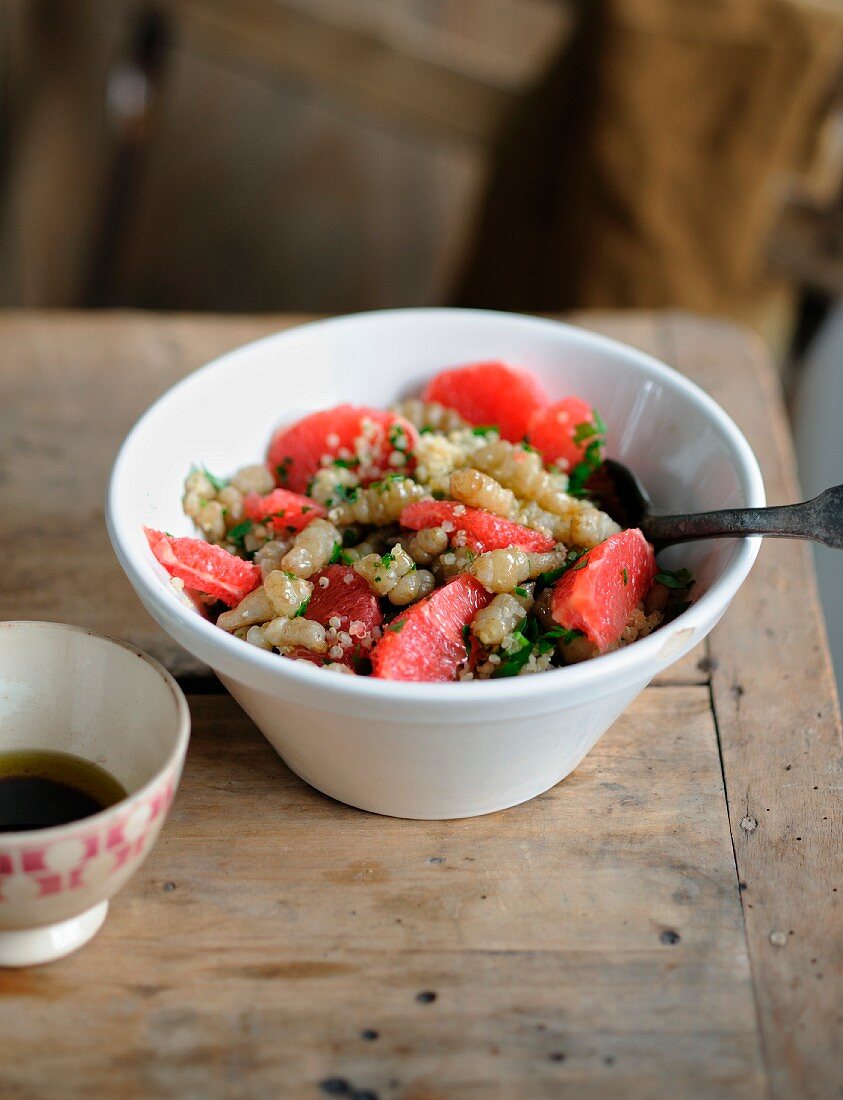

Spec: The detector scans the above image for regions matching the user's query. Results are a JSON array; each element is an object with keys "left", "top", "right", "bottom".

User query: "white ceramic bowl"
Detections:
[
  {"left": 108, "top": 309, "right": 764, "bottom": 819},
  {"left": 0, "top": 622, "right": 189, "bottom": 965}
]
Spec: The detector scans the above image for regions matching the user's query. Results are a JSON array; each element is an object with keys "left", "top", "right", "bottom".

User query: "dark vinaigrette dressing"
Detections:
[{"left": 0, "top": 751, "right": 127, "bottom": 832}]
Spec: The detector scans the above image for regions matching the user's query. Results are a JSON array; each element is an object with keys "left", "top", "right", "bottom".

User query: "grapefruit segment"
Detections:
[
  {"left": 422, "top": 361, "right": 548, "bottom": 442},
  {"left": 268, "top": 405, "right": 418, "bottom": 493},
  {"left": 243, "top": 487, "right": 326, "bottom": 534},
  {"left": 527, "top": 397, "right": 604, "bottom": 474},
  {"left": 400, "top": 500, "right": 555, "bottom": 554},
  {"left": 144, "top": 527, "right": 261, "bottom": 607},
  {"left": 372, "top": 574, "right": 493, "bottom": 681},
  {"left": 550, "top": 528, "right": 656, "bottom": 652},
  {"left": 304, "top": 564, "right": 383, "bottom": 664}
]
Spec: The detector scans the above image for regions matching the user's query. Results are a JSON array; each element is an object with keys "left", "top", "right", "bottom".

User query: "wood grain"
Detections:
[
  {"left": 0, "top": 312, "right": 300, "bottom": 674},
  {"left": 663, "top": 313, "right": 843, "bottom": 1100},
  {"left": 0, "top": 689, "right": 765, "bottom": 1100}
]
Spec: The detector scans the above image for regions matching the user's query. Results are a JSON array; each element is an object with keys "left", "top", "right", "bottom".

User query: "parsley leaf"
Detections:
[
  {"left": 388, "top": 619, "right": 406, "bottom": 632},
  {"left": 567, "top": 410, "right": 607, "bottom": 497},
  {"left": 471, "top": 425, "right": 498, "bottom": 436},
  {"left": 538, "top": 548, "right": 588, "bottom": 586},
  {"left": 622, "top": 567, "right": 628, "bottom": 586},
  {"left": 655, "top": 567, "right": 694, "bottom": 590},
  {"left": 462, "top": 623, "right": 472, "bottom": 658},
  {"left": 492, "top": 634, "right": 533, "bottom": 678},
  {"left": 332, "top": 457, "right": 359, "bottom": 469},
  {"left": 202, "top": 467, "right": 228, "bottom": 492},
  {"left": 389, "top": 425, "right": 410, "bottom": 452},
  {"left": 293, "top": 596, "right": 311, "bottom": 618},
  {"left": 513, "top": 586, "right": 528, "bottom": 598},
  {"left": 329, "top": 543, "right": 342, "bottom": 565},
  {"left": 275, "top": 458, "right": 292, "bottom": 485},
  {"left": 228, "top": 519, "right": 253, "bottom": 547},
  {"left": 332, "top": 483, "right": 359, "bottom": 503}
]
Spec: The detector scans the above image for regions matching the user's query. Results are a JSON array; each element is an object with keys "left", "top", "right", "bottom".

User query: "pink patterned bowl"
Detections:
[{"left": 0, "top": 622, "right": 190, "bottom": 966}]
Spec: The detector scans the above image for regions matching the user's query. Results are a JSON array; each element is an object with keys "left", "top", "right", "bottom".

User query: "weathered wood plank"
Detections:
[
  {"left": 663, "top": 313, "right": 843, "bottom": 1100},
  {"left": 0, "top": 688, "right": 766, "bottom": 1099},
  {"left": 0, "top": 312, "right": 300, "bottom": 673}
]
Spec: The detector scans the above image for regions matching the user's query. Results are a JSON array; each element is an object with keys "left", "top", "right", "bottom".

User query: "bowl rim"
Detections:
[
  {"left": 107, "top": 307, "right": 765, "bottom": 705},
  {"left": 0, "top": 621, "right": 191, "bottom": 844}
]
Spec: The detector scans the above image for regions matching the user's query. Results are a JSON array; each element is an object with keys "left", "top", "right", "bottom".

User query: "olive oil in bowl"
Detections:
[{"left": 0, "top": 751, "right": 127, "bottom": 832}]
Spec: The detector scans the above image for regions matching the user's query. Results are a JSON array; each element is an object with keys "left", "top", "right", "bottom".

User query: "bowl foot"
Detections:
[{"left": 0, "top": 900, "right": 108, "bottom": 967}]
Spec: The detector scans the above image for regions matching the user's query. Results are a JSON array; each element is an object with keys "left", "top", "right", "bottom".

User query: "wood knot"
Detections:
[{"left": 740, "top": 815, "right": 757, "bottom": 833}]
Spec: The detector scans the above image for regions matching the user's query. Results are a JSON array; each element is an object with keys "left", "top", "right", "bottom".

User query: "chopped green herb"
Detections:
[
  {"left": 332, "top": 457, "right": 359, "bottom": 469},
  {"left": 332, "top": 483, "right": 359, "bottom": 504},
  {"left": 622, "top": 567, "right": 628, "bottom": 586},
  {"left": 329, "top": 543, "right": 342, "bottom": 565},
  {"left": 276, "top": 458, "right": 292, "bottom": 485},
  {"left": 388, "top": 619, "right": 406, "bottom": 632},
  {"left": 571, "top": 421, "right": 595, "bottom": 446},
  {"left": 462, "top": 623, "right": 472, "bottom": 658},
  {"left": 301, "top": 506, "right": 312, "bottom": 514},
  {"left": 293, "top": 597, "right": 311, "bottom": 618},
  {"left": 380, "top": 552, "right": 395, "bottom": 567},
  {"left": 369, "top": 475, "right": 402, "bottom": 492},
  {"left": 655, "top": 567, "right": 694, "bottom": 590},
  {"left": 203, "top": 468, "right": 228, "bottom": 492},
  {"left": 471, "top": 425, "right": 498, "bottom": 436},
  {"left": 568, "top": 437, "right": 604, "bottom": 497},
  {"left": 492, "top": 616, "right": 540, "bottom": 678},
  {"left": 551, "top": 626, "right": 584, "bottom": 645},
  {"left": 492, "top": 636, "right": 533, "bottom": 678},
  {"left": 340, "top": 550, "right": 356, "bottom": 565},
  {"left": 513, "top": 586, "right": 528, "bottom": 598},
  {"left": 389, "top": 425, "right": 409, "bottom": 451},
  {"left": 520, "top": 441, "right": 540, "bottom": 454},
  {"left": 538, "top": 548, "right": 588, "bottom": 586},
  {"left": 420, "top": 426, "right": 434, "bottom": 435},
  {"left": 228, "top": 519, "right": 253, "bottom": 547}
]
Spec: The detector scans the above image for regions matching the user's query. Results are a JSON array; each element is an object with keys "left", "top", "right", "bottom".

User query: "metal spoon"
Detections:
[{"left": 584, "top": 459, "right": 843, "bottom": 549}]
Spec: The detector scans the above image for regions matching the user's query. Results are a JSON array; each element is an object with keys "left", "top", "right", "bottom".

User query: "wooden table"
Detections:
[{"left": 0, "top": 312, "right": 840, "bottom": 1100}]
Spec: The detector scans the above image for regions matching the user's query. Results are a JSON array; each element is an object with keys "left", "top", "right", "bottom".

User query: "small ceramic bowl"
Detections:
[
  {"left": 0, "top": 622, "right": 190, "bottom": 965},
  {"left": 108, "top": 309, "right": 764, "bottom": 819}
]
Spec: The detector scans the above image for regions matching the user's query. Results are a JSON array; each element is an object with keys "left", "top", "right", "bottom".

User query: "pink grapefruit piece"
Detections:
[
  {"left": 243, "top": 488, "right": 326, "bottom": 534},
  {"left": 526, "top": 396, "right": 603, "bottom": 473},
  {"left": 268, "top": 405, "right": 418, "bottom": 493},
  {"left": 422, "top": 361, "right": 548, "bottom": 442},
  {"left": 550, "top": 528, "right": 656, "bottom": 652},
  {"left": 144, "top": 527, "right": 261, "bottom": 607},
  {"left": 371, "top": 574, "right": 493, "bottom": 682},
  {"left": 399, "top": 500, "right": 555, "bottom": 554}
]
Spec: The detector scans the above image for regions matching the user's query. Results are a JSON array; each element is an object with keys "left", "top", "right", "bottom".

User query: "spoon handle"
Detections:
[{"left": 642, "top": 485, "right": 843, "bottom": 548}]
